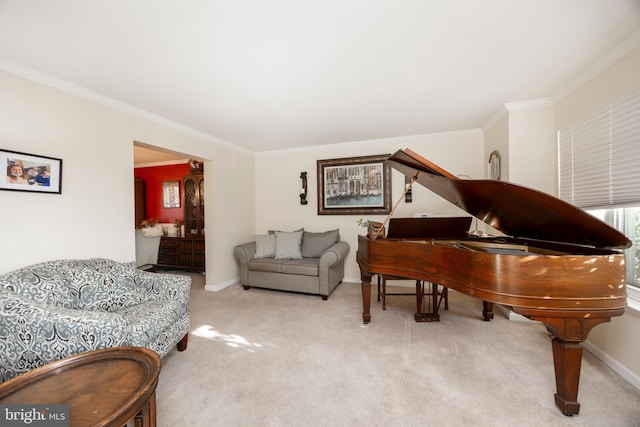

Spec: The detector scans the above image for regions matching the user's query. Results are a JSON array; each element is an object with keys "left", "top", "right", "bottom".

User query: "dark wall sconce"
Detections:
[{"left": 300, "top": 172, "right": 308, "bottom": 205}]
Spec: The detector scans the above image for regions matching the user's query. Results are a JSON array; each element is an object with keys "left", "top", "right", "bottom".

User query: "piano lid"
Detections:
[{"left": 387, "top": 148, "right": 631, "bottom": 249}]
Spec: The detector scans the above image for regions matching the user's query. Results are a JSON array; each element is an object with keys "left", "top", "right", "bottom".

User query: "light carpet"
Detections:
[{"left": 156, "top": 274, "right": 640, "bottom": 426}]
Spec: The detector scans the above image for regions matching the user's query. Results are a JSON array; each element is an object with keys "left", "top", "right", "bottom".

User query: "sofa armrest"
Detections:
[
  {"left": 234, "top": 242, "right": 256, "bottom": 263},
  {"left": 134, "top": 270, "right": 191, "bottom": 304},
  {"left": 234, "top": 242, "right": 256, "bottom": 285},
  {"left": 0, "top": 291, "right": 128, "bottom": 382},
  {"left": 318, "top": 241, "right": 350, "bottom": 297},
  {"left": 319, "top": 241, "right": 350, "bottom": 268}
]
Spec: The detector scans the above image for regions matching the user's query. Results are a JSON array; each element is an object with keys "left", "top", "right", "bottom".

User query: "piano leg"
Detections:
[
  {"left": 530, "top": 315, "right": 613, "bottom": 416},
  {"left": 361, "top": 274, "right": 372, "bottom": 324},
  {"left": 551, "top": 338, "right": 583, "bottom": 416},
  {"left": 482, "top": 301, "right": 494, "bottom": 321}
]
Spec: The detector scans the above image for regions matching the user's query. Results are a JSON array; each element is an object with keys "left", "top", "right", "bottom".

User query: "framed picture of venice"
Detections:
[{"left": 317, "top": 154, "right": 391, "bottom": 215}]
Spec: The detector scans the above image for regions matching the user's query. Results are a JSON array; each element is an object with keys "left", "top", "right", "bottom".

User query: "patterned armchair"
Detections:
[{"left": 0, "top": 258, "right": 190, "bottom": 383}]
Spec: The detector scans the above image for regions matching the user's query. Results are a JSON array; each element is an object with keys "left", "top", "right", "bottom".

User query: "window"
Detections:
[
  {"left": 557, "top": 89, "right": 640, "bottom": 307},
  {"left": 588, "top": 206, "right": 639, "bottom": 279}
]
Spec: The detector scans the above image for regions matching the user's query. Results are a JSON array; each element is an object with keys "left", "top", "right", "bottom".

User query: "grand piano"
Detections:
[{"left": 356, "top": 148, "right": 631, "bottom": 416}]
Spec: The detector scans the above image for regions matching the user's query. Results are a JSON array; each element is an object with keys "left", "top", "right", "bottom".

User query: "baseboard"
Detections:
[
  {"left": 493, "top": 305, "right": 640, "bottom": 390},
  {"left": 205, "top": 276, "right": 360, "bottom": 292},
  {"left": 496, "top": 304, "right": 536, "bottom": 322},
  {"left": 582, "top": 340, "right": 640, "bottom": 391},
  {"left": 204, "top": 278, "right": 237, "bottom": 292},
  {"left": 496, "top": 305, "right": 640, "bottom": 391}
]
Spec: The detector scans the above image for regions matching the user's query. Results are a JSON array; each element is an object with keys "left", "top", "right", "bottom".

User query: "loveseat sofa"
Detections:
[
  {"left": 234, "top": 229, "right": 350, "bottom": 300},
  {"left": 0, "top": 258, "right": 190, "bottom": 383}
]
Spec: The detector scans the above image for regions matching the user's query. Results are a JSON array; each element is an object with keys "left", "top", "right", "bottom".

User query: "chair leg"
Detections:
[
  {"left": 443, "top": 287, "right": 449, "bottom": 310},
  {"left": 177, "top": 333, "right": 188, "bottom": 351}
]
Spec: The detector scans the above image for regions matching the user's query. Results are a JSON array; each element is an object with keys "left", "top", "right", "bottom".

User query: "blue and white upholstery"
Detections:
[{"left": 0, "top": 258, "right": 190, "bottom": 383}]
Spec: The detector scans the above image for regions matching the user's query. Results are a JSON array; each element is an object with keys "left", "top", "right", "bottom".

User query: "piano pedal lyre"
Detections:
[{"left": 414, "top": 282, "right": 447, "bottom": 322}]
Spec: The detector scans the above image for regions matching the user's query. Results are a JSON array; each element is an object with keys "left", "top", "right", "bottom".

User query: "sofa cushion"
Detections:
[
  {"left": 119, "top": 300, "right": 185, "bottom": 348},
  {"left": 301, "top": 229, "right": 340, "bottom": 257},
  {"left": 248, "top": 258, "right": 284, "bottom": 273},
  {"left": 254, "top": 234, "right": 276, "bottom": 258},
  {"left": 281, "top": 259, "right": 319, "bottom": 277},
  {"left": 274, "top": 230, "right": 303, "bottom": 259},
  {"left": 73, "top": 264, "right": 144, "bottom": 312}
]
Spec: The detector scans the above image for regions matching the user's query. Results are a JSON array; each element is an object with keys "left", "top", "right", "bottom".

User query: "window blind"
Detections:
[{"left": 557, "top": 89, "right": 640, "bottom": 209}]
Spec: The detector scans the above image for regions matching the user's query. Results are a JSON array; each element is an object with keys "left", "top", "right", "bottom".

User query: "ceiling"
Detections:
[
  {"left": 132, "top": 145, "right": 189, "bottom": 166},
  {"left": 1, "top": 1, "right": 639, "bottom": 155}
]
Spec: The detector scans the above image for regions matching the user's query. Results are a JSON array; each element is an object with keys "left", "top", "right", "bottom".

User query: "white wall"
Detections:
[
  {"left": 555, "top": 46, "right": 640, "bottom": 129},
  {"left": 554, "top": 45, "right": 640, "bottom": 387},
  {"left": 483, "top": 112, "right": 509, "bottom": 180},
  {"left": 483, "top": 100, "right": 555, "bottom": 194},
  {"left": 507, "top": 101, "right": 555, "bottom": 195},
  {"left": 0, "top": 69, "right": 255, "bottom": 289},
  {"left": 254, "top": 131, "right": 484, "bottom": 281}
]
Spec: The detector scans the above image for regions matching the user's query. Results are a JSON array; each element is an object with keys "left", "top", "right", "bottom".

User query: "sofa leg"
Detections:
[
  {"left": 177, "top": 333, "right": 189, "bottom": 351},
  {"left": 321, "top": 295, "right": 328, "bottom": 301},
  {"left": 242, "top": 285, "right": 250, "bottom": 290}
]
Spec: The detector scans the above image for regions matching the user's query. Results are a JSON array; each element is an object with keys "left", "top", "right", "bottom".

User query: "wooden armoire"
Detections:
[{"left": 155, "top": 168, "right": 205, "bottom": 273}]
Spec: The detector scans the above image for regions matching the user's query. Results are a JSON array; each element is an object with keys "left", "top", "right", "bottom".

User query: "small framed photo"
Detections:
[
  {"left": 317, "top": 154, "right": 391, "bottom": 215},
  {"left": 1, "top": 149, "right": 62, "bottom": 194}
]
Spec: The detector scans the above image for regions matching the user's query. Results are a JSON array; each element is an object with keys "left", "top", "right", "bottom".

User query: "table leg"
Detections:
[
  {"left": 149, "top": 390, "right": 156, "bottom": 427},
  {"left": 135, "top": 390, "right": 156, "bottom": 427}
]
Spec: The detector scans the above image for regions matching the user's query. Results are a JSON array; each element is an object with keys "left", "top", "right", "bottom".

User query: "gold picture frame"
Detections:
[{"left": 317, "top": 154, "right": 391, "bottom": 215}]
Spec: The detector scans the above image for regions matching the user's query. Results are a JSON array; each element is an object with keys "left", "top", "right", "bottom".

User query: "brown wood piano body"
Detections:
[{"left": 357, "top": 149, "right": 631, "bottom": 416}]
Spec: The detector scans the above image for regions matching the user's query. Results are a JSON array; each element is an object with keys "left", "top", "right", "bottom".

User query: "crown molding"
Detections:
[
  {"left": 0, "top": 57, "right": 252, "bottom": 155},
  {"left": 482, "top": 98, "right": 554, "bottom": 132},
  {"left": 505, "top": 98, "right": 554, "bottom": 111},
  {"left": 481, "top": 104, "right": 508, "bottom": 131},
  {"left": 551, "top": 29, "right": 640, "bottom": 103},
  {"left": 255, "top": 129, "right": 484, "bottom": 157},
  {"left": 483, "top": 30, "right": 640, "bottom": 132}
]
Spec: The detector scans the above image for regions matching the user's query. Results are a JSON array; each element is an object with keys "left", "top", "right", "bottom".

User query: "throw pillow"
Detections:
[
  {"left": 254, "top": 234, "right": 276, "bottom": 258},
  {"left": 301, "top": 229, "right": 340, "bottom": 257},
  {"left": 274, "top": 230, "right": 303, "bottom": 259},
  {"left": 72, "top": 264, "right": 144, "bottom": 312},
  {"left": 269, "top": 228, "right": 303, "bottom": 234}
]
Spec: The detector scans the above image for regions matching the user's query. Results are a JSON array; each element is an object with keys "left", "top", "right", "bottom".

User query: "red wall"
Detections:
[{"left": 134, "top": 164, "right": 191, "bottom": 223}]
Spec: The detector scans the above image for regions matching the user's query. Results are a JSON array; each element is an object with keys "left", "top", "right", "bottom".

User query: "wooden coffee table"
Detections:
[{"left": 0, "top": 346, "right": 161, "bottom": 427}]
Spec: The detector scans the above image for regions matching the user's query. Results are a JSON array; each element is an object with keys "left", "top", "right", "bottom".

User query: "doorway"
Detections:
[{"left": 133, "top": 141, "right": 206, "bottom": 273}]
